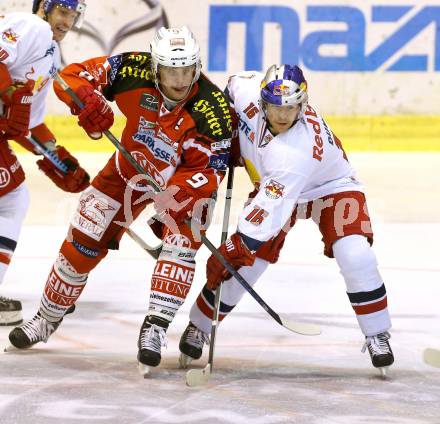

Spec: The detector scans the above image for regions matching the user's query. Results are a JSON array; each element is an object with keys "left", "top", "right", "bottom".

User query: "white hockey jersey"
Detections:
[
  {"left": 227, "top": 71, "right": 363, "bottom": 243},
  {"left": 0, "top": 12, "right": 60, "bottom": 129}
]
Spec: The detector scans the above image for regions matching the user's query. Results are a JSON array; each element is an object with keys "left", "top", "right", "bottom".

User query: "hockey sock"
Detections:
[
  {"left": 333, "top": 234, "right": 391, "bottom": 336},
  {"left": 147, "top": 258, "right": 196, "bottom": 322},
  {"left": 39, "top": 252, "right": 88, "bottom": 323}
]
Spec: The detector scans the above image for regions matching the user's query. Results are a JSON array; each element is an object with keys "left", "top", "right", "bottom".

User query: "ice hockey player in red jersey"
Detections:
[
  {"left": 0, "top": 0, "right": 89, "bottom": 325},
  {"left": 8, "top": 26, "right": 233, "bottom": 375},
  {"left": 178, "top": 64, "right": 394, "bottom": 376}
]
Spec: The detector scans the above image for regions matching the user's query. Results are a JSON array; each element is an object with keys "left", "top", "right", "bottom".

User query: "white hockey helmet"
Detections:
[
  {"left": 150, "top": 26, "right": 202, "bottom": 85},
  {"left": 260, "top": 64, "right": 308, "bottom": 114}
]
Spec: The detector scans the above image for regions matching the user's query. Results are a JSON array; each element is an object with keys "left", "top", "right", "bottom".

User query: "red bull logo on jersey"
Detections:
[
  {"left": 264, "top": 179, "right": 285, "bottom": 199},
  {"left": 2, "top": 29, "right": 19, "bottom": 44}
]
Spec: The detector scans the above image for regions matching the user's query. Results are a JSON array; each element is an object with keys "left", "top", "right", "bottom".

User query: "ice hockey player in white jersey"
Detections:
[
  {"left": 179, "top": 64, "right": 394, "bottom": 375},
  {"left": 0, "top": 0, "right": 89, "bottom": 325}
]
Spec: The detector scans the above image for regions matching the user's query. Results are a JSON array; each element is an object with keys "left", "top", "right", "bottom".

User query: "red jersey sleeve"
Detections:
[{"left": 53, "top": 55, "right": 111, "bottom": 109}]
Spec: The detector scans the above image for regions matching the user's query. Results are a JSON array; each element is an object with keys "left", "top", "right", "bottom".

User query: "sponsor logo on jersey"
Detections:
[
  {"left": 131, "top": 151, "right": 166, "bottom": 188},
  {"left": 258, "top": 131, "right": 273, "bottom": 148},
  {"left": 162, "top": 234, "right": 197, "bottom": 260},
  {"left": 322, "top": 118, "right": 334, "bottom": 146},
  {"left": 156, "top": 126, "right": 177, "bottom": 151},
  {"left": 10, "top": 160, "right": 21, "bottom": 173},
  {"left": 211, "top": 138, "right": 231, "bottom": 151},
  {"left": 193, "top": 99, "right": 223, "bottom": 136},
  {"left": 119, "top": 55, "right": 152, "bottom": 80},
  {"left": 2, "top": 29, "right": 19, "bottom": 44},
  {"left": 305, "top": 106, "right": 324, "bottom": 161},
  {"left": 0, "top": 47, "right": 10, "bottom": 62},
  {"left": 192, "top": 90, "right": 233, "bottom": 137},
  {"left": 132, "top": 117, "right": 155, "bottom": 145},
  {"left": 153, "top": 261, "right": 195, "bottom": 285},
  {"left": 132, "top": 118, "right": 177, "bottom": 166},
  {"left": 107, "top": 54, "right": 123, "bottom": 84},
  {"left": 139, "top": 93, "right": 158, "bottom": 112},
  {"left": 0, "top": 167, "right": 11, "bottom": 188},
  {"left": 264, "top": 179, "right": 285, "bottom": 199},
  {"left": 44, "top": 45, "right": 56, "bottom": 57},
  {"left": 208, "top": 153, "right": 229, "bottom": 171},
  {"left": 72, "top": 189, "right": 120, "bottom": 241},
  {"left": 164, "top": 234, "right": 192, "bottom": 248},
  {"left": 212, "top": 90, "right": 233, "bottom": 133},
  {"left": 237, "top": 113, "right": 255, "bottom": 143},
  {"left": 72, "top": 240, "right": 99, "bottom": 258}
]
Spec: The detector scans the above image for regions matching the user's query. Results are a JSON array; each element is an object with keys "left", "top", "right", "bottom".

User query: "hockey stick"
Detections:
[
  {"left": 125, "top": 227, "right": 161, "bottom": 259},
  {"left": 26, "top": 135, "right": 69, "bottom": 174},
  {"left": 185, "top": 165, "right": 234, "bottom": 387},
  {"left": 423, "top": 348, "right": 440, "bottom": 368},
  {"left": 55, "top": 74, "right": 321, "bottom": 336}
]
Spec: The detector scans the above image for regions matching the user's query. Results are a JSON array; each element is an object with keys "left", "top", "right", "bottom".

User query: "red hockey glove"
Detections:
[
  {"left": 0, "top": 82, "right": 34, "bottom": 138},
  {"left": 37, "top": 146, "right": 90, "bottom": 193},
  {"left": 206, "top": 233, "right": 256, "bottom": 290},
  {"left": 74, "top": 86, "right": 114, "bottom": 139},
  {"left": 154, "top": 185, "right": 195, "bottom": 225}
]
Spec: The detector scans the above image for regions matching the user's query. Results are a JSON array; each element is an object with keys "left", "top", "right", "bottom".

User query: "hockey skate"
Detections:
[
  {"left": 178, "top": 321, "right": 210, "bottom": 369},
  {"left": 137, "top": 315, "right": 168, "bottom": 377},
  {"left": 0, "top": 296, "right": 23, "bottom": 326},
  {"left": 362, "top": 331, "right": 394, "bottom": 377},
  {"left": 6, "top": 304, "right": 76, "bottom": 351}
]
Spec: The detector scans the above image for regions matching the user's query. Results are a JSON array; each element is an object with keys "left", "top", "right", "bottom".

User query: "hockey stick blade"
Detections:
[
  {"left": 423, "top": 348, "right": 440, "bottom": 368},
  {"left": 280, "top": 316, "right": 321, "bottom": 336},
  {"left": 125, "top": 227, "right": 162, "bottom": 259},
  {"left": 186, "top": 364, "right": 211, "bottom": 387}
]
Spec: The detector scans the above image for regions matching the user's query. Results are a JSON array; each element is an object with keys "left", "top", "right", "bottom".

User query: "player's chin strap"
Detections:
[
  {"left": 26, "top": 128, "right": 163, "bottom": 259},
  {"left": 54, "top": 73, "right": 321, "bottom": 337}
]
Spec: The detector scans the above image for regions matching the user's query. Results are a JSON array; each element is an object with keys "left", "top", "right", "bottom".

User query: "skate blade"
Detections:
[
  {"left": 137, "top": 362, "right": 152, "bottom": 378},
  {"left": 186, "top": 364, "right": 211, "bottom": 387},
  {"left": 378, "top": 366, "right": 389, "bottom": 379},
  {"left": 4, "top": 344, "right": 15, "bottom": 353},
  {"left": 178, "top": 353, "right": 193, "bottom": 369}
]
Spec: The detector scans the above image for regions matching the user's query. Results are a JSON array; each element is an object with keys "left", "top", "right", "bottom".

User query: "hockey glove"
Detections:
[
  {"left": 154, "top": 185, "right": 195, "bottom": 225},
  {"left": 73, "top": 86, "right": 114, "bottom": 139},
  {"left": 37, "top": 145, "right": 90, "bottom": 193},
  {"left": 0, "top": 81, "right": 34, "bottom": 138},
  {"left": 206, "top": 233, "right": 256, "bottom": 290}
]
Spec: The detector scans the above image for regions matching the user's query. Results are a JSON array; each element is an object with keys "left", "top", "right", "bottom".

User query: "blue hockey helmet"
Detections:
[
  {"left": 33, "top": 0, "right": 87, "bottom": 28},
  {"left": 260, "top": 64, "right": 308, "bottom": 113}
]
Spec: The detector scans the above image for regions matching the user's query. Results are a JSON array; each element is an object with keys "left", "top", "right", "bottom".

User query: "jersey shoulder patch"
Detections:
[{"left": 186, "top": 76, "right": 233, "bottom": 142}]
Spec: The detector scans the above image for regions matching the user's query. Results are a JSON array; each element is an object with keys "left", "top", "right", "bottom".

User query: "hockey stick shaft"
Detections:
[
  {"left": 55, "top": 73, "right": 318, "bottom": 334},
  {"left": 26, "top": 135, "right": 69, "bottom": 174},
  {"left": 208, "top": 165, "right": 235, "bottom": 373}
]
